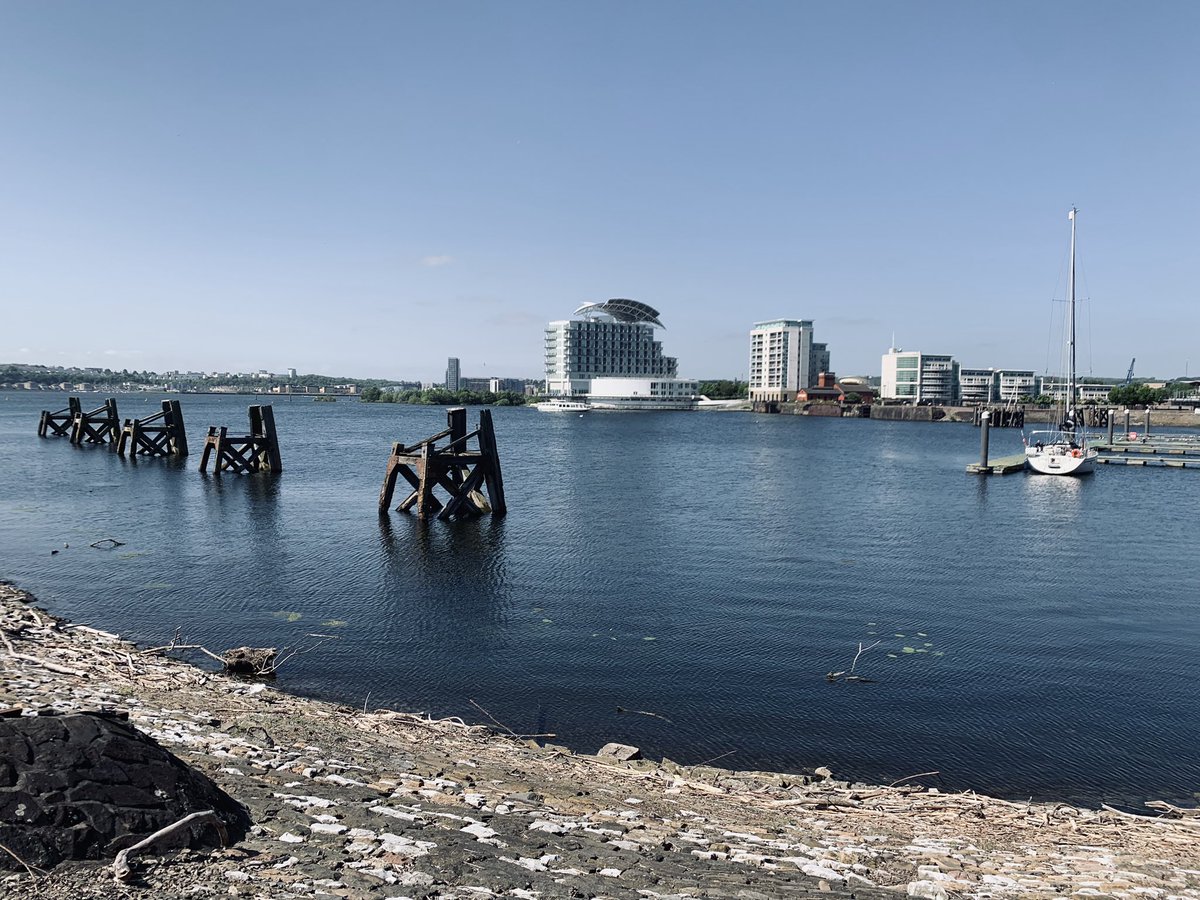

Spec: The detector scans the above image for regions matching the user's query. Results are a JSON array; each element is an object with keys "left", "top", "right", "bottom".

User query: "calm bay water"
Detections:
[{"left": 2, "top": 391, "right": 1198, "bottom": 807}]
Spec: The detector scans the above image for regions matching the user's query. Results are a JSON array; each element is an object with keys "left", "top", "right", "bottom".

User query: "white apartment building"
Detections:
[
  {"left": 1037, "top": 377, "right": 1116, "bottom": 403},
  {"left": 544, "top": 299, "right": 697, "bottom": 409},
  {"left": 748, "top": 320, "right": 828, "bottom": 402},
  {"left": 998, "top": 370, "right": 1037, "bottom": 402},
  {"left": 881, "top": 348, "right": 960, "bottom": 404},
  {"left": 958, "top": 368, "right": 997, "bottom": 404}
]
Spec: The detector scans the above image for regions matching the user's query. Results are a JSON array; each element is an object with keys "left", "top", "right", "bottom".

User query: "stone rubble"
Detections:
[{"left": 2, "top": 580, "right": 1199, "bottom": 899}]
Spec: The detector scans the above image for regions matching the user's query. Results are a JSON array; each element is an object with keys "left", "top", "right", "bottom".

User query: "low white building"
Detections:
[
  {"left": 998, "top": 370, "right": 1037, "bottom": 402},
  {"left": 1037, "top": 377, "right": 1116, "bottom": 403},
  {"left": 958, "top": 368, "right": 997, "bottom": 404},
  {"left": 881, "top": 348, "right": 960, "bottom": 404}
]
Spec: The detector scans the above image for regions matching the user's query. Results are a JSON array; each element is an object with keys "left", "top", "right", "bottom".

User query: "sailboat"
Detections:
[{"left": 1024, "top": 207, "right": 1099, "bottom": 476}]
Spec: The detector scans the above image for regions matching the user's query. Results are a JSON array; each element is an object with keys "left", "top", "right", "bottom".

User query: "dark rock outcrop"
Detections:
[{"left": 0, "top": 712, "right": 249, "bottom": 869}]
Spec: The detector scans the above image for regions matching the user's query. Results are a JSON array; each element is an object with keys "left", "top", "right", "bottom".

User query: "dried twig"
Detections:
[
  {"left": 140, "top": 643, "right": 226, "bottom": 665},
  {"left": 6, "top": 652, "right": 85, "bottom": 677},
  {"left": 468, "top": 698, "right": 519, "bottom": 737},
  {"left": 889, "top": 770, "right": 940, "bottom": 787},
  {"left": 1145, "top": 800, "right": 1200, "bottom": 818},
  {"left": 850, "top": 640, "right": 881, "bottom": 674},
  {"left": 1102, "top": 803, "right": 1200, "bottom": 830},
  {"left": 273, "top": 635, "right": 337, "bottom": 672},
  {"left": 113, "top": 810, "right": 227, "bottom": 882},
  {"left": 0, "top": 840, "right": 46, "bottom": 879}
]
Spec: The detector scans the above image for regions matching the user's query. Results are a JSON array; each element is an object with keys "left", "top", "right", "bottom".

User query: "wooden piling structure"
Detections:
[
  {"left": 378, "top": 407, "right": 507, "bottom": 520},
  {"left": 70, "top": 398, "right": 120, "bottom": 447},
  {"left": 116, "top": 400, "right": 189, "bottom": 458},
  {"left": 972, "top": 406, "right": 1024, "bottom": 428},
  {"left": 198, "top": 405, "right": 282, "bottom": 474},
  {"left": 38, "top": 397, "right": 81, "bottom": 437}
]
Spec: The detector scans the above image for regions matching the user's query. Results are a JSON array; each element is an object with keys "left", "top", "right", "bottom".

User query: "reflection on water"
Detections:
[{"left": 2, "top": 394, "right": 1199, "bottom": 806}]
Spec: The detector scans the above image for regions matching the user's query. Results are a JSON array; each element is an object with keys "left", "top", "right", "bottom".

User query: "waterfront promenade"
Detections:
[{"left": 4, "top": 581, "right": 1198, "bottom": 899}]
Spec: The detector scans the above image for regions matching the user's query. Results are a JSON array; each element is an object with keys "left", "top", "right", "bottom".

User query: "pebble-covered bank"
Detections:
[{"left": 2, "top": 581, "right": 1198, "bottom": 900}]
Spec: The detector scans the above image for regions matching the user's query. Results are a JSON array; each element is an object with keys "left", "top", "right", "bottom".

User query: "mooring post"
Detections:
[
  {"left": 1124, "top": 409, "right": 1131, "bottom": 438},
  {"left": 1144, "top": 408, "right": 1151, "bottom": 439},
  {"left": 1107, "top": 410, "right": 1115, "bottom": 444},
  {"left": 978, "top": 410, "right": 992, "bottom": 473}
]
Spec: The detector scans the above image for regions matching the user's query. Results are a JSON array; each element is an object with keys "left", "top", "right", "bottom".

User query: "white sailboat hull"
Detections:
[{"left": 1025, "top": 445, "right": 1097, "bottom": 475}]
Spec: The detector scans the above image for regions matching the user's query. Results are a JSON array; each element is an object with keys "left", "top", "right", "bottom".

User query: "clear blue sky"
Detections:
[{"left": 2, "top": 1, "right": 1197, "bottom": 382}]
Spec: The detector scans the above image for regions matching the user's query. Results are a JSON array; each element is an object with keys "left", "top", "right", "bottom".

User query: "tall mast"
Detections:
[{"left": 1067, "top": 206, "right": 1077, "bottom": 429}]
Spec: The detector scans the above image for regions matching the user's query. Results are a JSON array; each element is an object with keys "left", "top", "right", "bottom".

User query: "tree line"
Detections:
[{"left": 359, "top": 386, "right": 527, "bottom": 406}]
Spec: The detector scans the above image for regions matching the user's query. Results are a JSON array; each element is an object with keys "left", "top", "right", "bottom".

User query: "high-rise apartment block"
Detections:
[
  {"left": 445, "top": 357, "right": 461, "bottom": 392},
  {"left": 748, "top": 320, "right": 829, "bottom": 402}
]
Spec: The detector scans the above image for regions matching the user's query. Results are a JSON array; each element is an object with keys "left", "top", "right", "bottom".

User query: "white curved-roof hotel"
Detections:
[{"left": 543, "top": 299, "right": 698, "bottom": 410}]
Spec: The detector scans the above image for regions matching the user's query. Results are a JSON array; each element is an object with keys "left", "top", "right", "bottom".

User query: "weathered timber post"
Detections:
[
  {"left": 199, "top": 405, "right": 281, "bottom": 474},
  {"left": 70, "top": 398, "right": 120, "bottom": 447},
  {"left": 415, "top": 440, "right": 439, "bottom": 518},
  {"left": 378, "top": 441, "right": 407, "bottom": 513},
  {"left": 476, "top": 409, "right": 506, "bottom": 515},
  {"left": 446, "top": 407, "right": 469, "bottom": 490},
  {"left": 258, "top": 405, "right": 282, "bottom": 473},
  {"left": 117, "top": 400, "right": 188, "bottom": 458},
  {"left": 38, "top": 397, "right": 81, "bottom": 437},
  {"left": 378, "top": 409, "right": 507, "bottom": 520}
]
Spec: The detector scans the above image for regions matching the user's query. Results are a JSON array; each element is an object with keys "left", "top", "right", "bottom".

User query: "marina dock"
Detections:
[
  {"left": 1092, "top": 435, "right": 1200, "bottom": 468},
  {"left": 968, "top": 436, "right": 1200, "bottom": 474},
  {"left": 966, "top": 452, "right": 1027, "bottom": 475}
]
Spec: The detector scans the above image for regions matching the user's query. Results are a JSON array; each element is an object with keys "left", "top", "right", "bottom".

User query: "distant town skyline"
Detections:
[{"left": 3, "top": 3, "right": 1197, "bottom": 382}]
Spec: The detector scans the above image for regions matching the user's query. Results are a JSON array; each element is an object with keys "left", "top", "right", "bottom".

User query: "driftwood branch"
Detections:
[
  {"left": 615, "top": 705, "right": 674, "bottom": 723},
  {"left": 889, "top": 770, "right": 941, "bottom": 787},
  {"left": 113, "top": 810, "right": 228, "bottom": 882},
  {"left": 140, "top": 643, "right": 227, "bottom": 664}
]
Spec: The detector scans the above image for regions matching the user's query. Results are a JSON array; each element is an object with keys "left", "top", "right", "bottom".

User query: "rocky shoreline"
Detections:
[{"left": 2, "top": 581, "right": 1198, "bottom": 900}]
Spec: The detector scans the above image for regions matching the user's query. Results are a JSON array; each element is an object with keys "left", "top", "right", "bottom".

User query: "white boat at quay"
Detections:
[
  {"left": 1024, "top": 207, "right": 1098, "bottom": 476},
  {"left": 532, "top": 398, "right": 590, "bottom": 413}
]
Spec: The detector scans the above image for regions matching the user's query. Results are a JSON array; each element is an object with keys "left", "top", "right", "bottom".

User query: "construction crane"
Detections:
[{"left": 1124, "top": 358, "right": 1136, "bottom": 386}]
